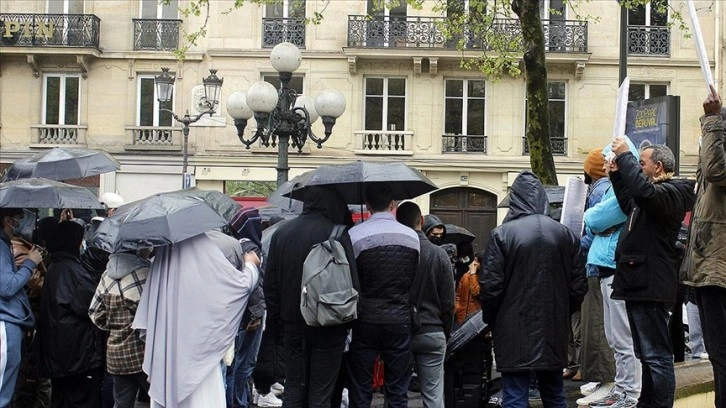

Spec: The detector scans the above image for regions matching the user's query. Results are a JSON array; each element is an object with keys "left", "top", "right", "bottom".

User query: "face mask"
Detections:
[
  {"left": 428, "top": 236, "right": 442, "bottom": 245},
  {"left": 459, "top": 256, "right": 470, "bottom": 263}
]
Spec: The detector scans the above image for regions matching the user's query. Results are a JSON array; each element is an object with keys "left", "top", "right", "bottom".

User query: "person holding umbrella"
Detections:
[{"left": 0, "top": 208, "right": 43, "bottom": 407}]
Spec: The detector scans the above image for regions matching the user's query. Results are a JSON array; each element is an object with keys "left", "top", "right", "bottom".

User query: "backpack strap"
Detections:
[{"left": 329, "top": 224, "right": 345, "bottom": 241}]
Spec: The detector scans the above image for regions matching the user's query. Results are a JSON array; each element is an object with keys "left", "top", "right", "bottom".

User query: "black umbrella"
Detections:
[
  {"left": 442, "top": 224, "right": 476, "bottom": 246},
  {"left": 93, "top": 190, "right": 234, "bottom": 253},
  {"left": 278, "top": 161, "right": 438, "bottom": 204},
  {"left": 497, "top": 185, "right": 565, "bottom": 208},
  {"left": 0, "top": 178, "right": 104, "bottom": 209},
  {"left": 446, "top": 310, "right": 488, "bottom": 359},
  {"left": 2, "top": 147, "right": 121, "bottom": 181},
  {"left": 172, "top": 188, "right": 241, "bottom": 223}
]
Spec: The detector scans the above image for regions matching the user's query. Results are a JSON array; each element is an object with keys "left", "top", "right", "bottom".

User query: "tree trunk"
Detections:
[{"left": 512, "top": 0, "right": 559, "bottom": 186}]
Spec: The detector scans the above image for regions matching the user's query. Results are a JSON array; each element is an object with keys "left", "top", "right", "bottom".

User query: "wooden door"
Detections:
[{"left": 429, "top": 187, "right": 498, "bottom": 254}]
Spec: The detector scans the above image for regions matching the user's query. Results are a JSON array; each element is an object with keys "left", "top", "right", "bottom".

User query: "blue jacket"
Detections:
[
  {"left": 0, "top": 230, "right": 36, "bottom": 329},
  {"left": 584, "top": 187, "right": 627, "bottom": 271}
]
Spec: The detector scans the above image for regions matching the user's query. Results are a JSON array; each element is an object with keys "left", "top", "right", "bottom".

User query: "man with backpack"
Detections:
[
  {"left": 347, "top": 184, "right": 420, "bottom": 408},
  {"left": 264, "top": 185, "right": 358, "bottom": 408}
]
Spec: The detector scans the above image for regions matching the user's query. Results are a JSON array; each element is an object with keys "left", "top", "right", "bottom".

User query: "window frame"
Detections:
[
  {"left": 443, "top": 78, "right": 487, "bottom": 137},
  {"left": 47, "top": 0, "right": 84, "bottom": 14},
  {"left": 364, "top": 76, "right": 408, "bottom": 132},
  {"left": 522, "top": 80, "right": 568, "bottom": 154},
  {"left": 42, "top": 73, "right": 81, "bottom": 126},
  {"left": 140, "top": 0, "right": 178, "bottom": 19},
  {"left": 628, "top": 83, "right": 669, "bottom": 102},
  {"left": 136, "top": 74, "right": 174, "bottom": 127},
  {"left": 265, "top": 0, "right": 306, "bottom": 18}
]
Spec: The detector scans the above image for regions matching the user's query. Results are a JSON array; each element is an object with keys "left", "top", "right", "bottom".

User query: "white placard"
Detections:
[
  {"left": 606, "top": 77, "right": 630, "bottom": 162},
  {"left": 687, "top": 0, "right": 715, "bottom": 96},
  {"left": 560, "top": 177, "right": 588, "bottom": 236}
]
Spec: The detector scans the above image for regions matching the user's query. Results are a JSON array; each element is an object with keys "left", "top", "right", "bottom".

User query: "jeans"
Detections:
[
  {"left": 695, "top": 286, "right": 726, "bottom": 408},
  {"left": 0, "top": 321, "right": 24, "bottom": 407},
  {"left": 283, "top": 324, "right": 347, "bottom": 408},
  {"left": 347, "top": 322, "right": 412, "bottom": 408},
  {"left": 411, "top": 331, "right": 446, "bottom": 408},
  {"left": 226, "top": 321, "right": 264, "bottom": 408},
  {"left": 625, "top": 301, "right": 675, "bottom": 408},
  {"left": 112, "top": 372, "right": 150, "bottom": 408},
  {"left": 601, "top": 276, "right": 641, "bottom": 396},
  {"left": 685, "top": 301, "right": 706, "bottom": 356},
  {"left": 501, "top": 370, "right": 566, "bottom": 408}
]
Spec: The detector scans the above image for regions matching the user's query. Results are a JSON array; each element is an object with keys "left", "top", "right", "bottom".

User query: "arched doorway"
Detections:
[{"left": 429, "top": 187, "right": 498, "bottom": 254}]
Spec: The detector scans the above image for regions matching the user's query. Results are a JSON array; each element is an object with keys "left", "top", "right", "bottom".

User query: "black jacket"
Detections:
[
  {"left": 411, "top": 230, "right": 455, "bottom": 337},
  {"left": 479, "top": 171, "right": 587, "bottom": 372},
  {"left": 610, "top": 152, "right": 696, "bottom": 303},
  {"left": 264, "top": 186, "right": 358, "bottom": 330},
  {"left": 39, "top": 251, "right": 104, "bottom": 377}
]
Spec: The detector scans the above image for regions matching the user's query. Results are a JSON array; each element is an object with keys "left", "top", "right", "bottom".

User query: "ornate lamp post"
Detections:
[
  {"left": 155, "top": 67, "right": 224, "bottom": 189},
  {"left": 226, "top": 42, "right": 346, "bottom": 187}
]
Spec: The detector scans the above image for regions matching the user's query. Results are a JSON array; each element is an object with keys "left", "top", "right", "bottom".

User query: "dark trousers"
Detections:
[
  {"left": 283, "top": 324, "right": 347, "bottom": 408},
  {"left": 112, "top": 372, "right": 150, "bottom": 408},
  {"left": 347, "top": 322, "right": 412, "bottom": 408},
  {"left": 696, "top": 286, "right": 726, "bottom": 408},
  {"left": 501, "top": 370, "right": 566, "bottom": 408},
  {"left": 626, "top": 301, "right": 675, "bottom": 408},
  {"left": 49, "top": 367, "right": 104, "bottom": 408}
]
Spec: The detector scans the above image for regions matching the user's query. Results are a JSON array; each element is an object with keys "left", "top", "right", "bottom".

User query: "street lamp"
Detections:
[
  {"left": 155, "top": 67, "right": 224, "bottom": 189},
  {"left": 226, "top": 42, "right": 346, "bottom": 187}
]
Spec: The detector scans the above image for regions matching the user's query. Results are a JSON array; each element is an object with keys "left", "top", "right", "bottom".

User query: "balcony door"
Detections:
[
  {"left": 627, "top": 0, "right": 668, "bottom": 55},
  {"left": 366, "top": 0, "right": 407, "bottom": 47},
  {"left": 540, "top": 0, "right": 566, "bottom": 51},
  {"left": 264, "top": 0, "right": 306, "bottom": 47},
  {"left": 47, "top": 0, "right": 84, "bottom": 45},
  {"left": 138, "top": 0, "right": 179, "bottom": 49}
]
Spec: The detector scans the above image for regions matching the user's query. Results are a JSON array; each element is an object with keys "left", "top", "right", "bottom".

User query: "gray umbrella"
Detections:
[
  {"left": 278, "top": 161, "right": 438, "bottom": 204},
  {"left": 0, "top": 178, "right": 104, "bottom": 209},
  {"left": 2, "top": 147, "right": 121, "bottom": 181},
  {"left": 93, "top": 190, "right": 235, "bottom": 253},
  {"left": 442, "top": 224, "right": 476, "bottom": 246},
  {"left": 446, "top": 310, "right": 488, "bottom": 359}
]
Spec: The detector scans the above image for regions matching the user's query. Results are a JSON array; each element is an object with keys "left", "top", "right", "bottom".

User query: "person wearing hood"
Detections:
[
  {"left": 422, "top": 215, "right": 446, "bottom": 246},
  {"left": 88, "top": 248, "right": 151, "bottom": 408},
  {"left": 683, "top": 88, "right": 726, "bottom": 407},
  {"left": 39, "top": 220, "right": 105, "bottom": 408},
  {"left": 478, "top": 171, "right": 587, "bottom": 405},
  {"left": 0, "top": 208, "right": 43, "bottom": 407},
  {"left": 608, "top": 137, "right": 696, "bottom": 407},
  {"left": 264, "top": 185, "right": 358, "bottom": 408}
]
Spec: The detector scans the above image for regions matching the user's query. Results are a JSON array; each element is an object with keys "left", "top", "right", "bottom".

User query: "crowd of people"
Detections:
[{"left": 0, "top": 90, "right": 724, "bottom": 408}]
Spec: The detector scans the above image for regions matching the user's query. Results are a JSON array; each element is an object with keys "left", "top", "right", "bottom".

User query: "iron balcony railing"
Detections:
[
  {"left": 0, "top": 13, "right": 100, "bottom": 48},
  {"left": 442, "top": 135, "right": 487, "bottom": 154},
  {"left": 522, "top": 136, "right": 568, "bottom": 155},
  {"left": 133, "top": 19, "right": 182, "bottom": 51},
  {"left": 627, "top": 25, "right": 669, "bottom": 56},
  {"left": 347, "top": 16, "right": 587, "bottom": 53},
  {"left": 262, "top": 17, "right": 305, "bottom": 48}
]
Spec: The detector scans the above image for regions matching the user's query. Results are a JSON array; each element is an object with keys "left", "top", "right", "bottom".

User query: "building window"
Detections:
[
  {"left": 263, "top": 74, "right": 304, "bottom": 94},
  {"left": 628, "top": 83, "right": 668, "bottom": 102},
  {"left": 365, "top": 77, "right": 406, "bottom": 131},
  {"left": 141, "top": 0, "right": 178, "bottom": 19},
  {"left": 43, "top": 74, "right": 80, "bottom": 125},
  {"left": 137, "top": 76, "right": 172, "bottom": 127},
  {"left": 47, "top": 0, "right": 84, "bottom": 14},
  {"left": 443, "top": 79, "right": 486, "bottom": 153},
  {"left": 627, "top": 0, "right": 669, "bottom": 56},
  {"left": 524, "top": 81, "right": 567, "bottom": 155},
  {"left": 263, "top": 0, "right": 306, "bottom": 47}
]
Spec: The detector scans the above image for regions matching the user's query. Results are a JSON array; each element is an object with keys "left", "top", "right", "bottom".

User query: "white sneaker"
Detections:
[
  {"left": 580, "top": 381, "right": 602, "bottom": 396},
  {"left": 252, "top": 388, "right": 260, "bottom": 405},
  {"left": 271, "top": 382, "right": 285, "bottom": 396},
  {"left": 257, "top": 392, "right": 283, "bottom": 408},
  {"left": 576, "top": 384, "right": 615, "bottom": 406}
]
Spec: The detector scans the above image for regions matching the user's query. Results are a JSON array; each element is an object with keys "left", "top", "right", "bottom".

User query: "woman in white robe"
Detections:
[{"left": 133, "top": 233, "right": 260, "bottom": 408}]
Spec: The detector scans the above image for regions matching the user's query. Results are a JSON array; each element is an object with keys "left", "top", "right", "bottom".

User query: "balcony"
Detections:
[
  {"left": 347, "top": 16, "right": 587, "bottom": 53},
  {"left": 354, "top": 130, "right": 413, "bottom": 156},
  {"left": 31, "top": 124, "right": 87, "bottom": 145},
  {"left": 262, "top": 18, "right": 305, "bottom": 48},
  {"left": 133, "top": 19, "right": 181, "bottom": 51},
  {"left": 627, "top": 25, "right": 669, "bottom": 56},
  {"left": 0, "top": 13, "right": 100, "bottom": 48},
  {"left": 124, "top": 126, "right": 182, "bottom": 151},
  {"left": 442, "top": 135, "right": 487, "bottom": 154},
  {"left": 522, "top": 136, "right": 567, "bottom": 156}
]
